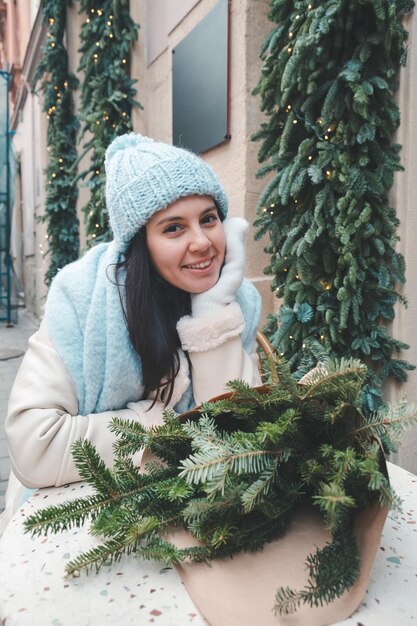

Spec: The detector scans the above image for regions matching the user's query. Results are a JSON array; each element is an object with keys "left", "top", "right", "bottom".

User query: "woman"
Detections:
[{"left": 1, "top": 133, "right": 262, "bottom": 530}]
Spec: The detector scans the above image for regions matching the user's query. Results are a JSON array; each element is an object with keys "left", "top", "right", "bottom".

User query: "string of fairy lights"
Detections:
[
  {"left": 36, "top": 1, "right": 80, "bottom": 285},
  {"left": 260, "top": 102, "right": 336, "bottom": 315},
  {"left": 257, "top": 4, "right": 347, "bottom": 352},
  {"left": 76, "top": 0, "right": 140, "bottom": 244},
  {"left": 38, "top": 1, "right": 140, "bottom": 267}
]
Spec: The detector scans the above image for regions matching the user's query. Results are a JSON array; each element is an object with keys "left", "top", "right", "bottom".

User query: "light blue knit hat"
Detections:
[{"left": 105, "top": 133, "right": 228, "bottom": 251}]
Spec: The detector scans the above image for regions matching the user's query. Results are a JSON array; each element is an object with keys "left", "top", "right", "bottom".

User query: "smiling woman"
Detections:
[{"left": 1, "top": 133, "right": 262, "bottom": 534}]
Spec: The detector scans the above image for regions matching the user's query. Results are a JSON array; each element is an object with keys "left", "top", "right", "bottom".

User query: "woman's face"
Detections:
[{"left": 146, "top": 195, "right": 226, "bottom": 294}]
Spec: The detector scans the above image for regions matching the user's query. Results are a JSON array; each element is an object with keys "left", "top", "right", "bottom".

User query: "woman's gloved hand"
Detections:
[{"left": 191, "top": 217, "right": 248, "bottom": 318}]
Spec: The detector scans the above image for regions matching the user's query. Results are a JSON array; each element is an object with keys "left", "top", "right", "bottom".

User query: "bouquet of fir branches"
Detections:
[{"left": 24, "top": 356, "right": 416, "bottom": 616}]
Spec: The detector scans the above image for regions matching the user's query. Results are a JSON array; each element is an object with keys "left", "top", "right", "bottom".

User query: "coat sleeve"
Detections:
[
  {"left": 5, "top": 320, "right": 166, "bottom": 489},
  {"left": 177, "top": 301, "right": 262, "bottom": 405}
]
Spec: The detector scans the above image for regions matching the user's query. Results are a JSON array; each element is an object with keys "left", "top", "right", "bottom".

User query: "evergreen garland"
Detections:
[
  {"left": 36, "top": 0, "right": 80, "bottom": 286},
  {"left": 24, "top": 357, "right": 417, "bottom": 615},
  {"left": 76, "top": 0, "right": 142, "bottom": 245},
  {"left": 253, "top": 0, "right": 415, "bottom": 411}
]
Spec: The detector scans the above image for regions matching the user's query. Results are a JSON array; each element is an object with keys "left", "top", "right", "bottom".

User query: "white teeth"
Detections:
[{"left": 187, "top": 260, "right": 211, "bottom": 269}]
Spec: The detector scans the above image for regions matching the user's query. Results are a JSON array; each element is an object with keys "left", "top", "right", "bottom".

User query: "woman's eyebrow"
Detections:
[
  {"left": 156, "top": 206, "right": 217, "bottom": 226},
  {"left": 156, "top": 215, "right": 184, "bottom": 226}
]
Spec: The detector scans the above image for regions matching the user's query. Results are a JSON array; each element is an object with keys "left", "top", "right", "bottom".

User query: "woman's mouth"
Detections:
[{"left": 185, "top": 259, "right": 212, "bottom": 269}]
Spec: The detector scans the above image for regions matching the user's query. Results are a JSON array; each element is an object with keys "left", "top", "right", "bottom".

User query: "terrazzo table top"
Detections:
[{"left": 0, "top": 462, "right": 416, "bottom": 626}]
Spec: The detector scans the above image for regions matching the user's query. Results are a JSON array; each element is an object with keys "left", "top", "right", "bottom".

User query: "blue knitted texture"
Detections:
[{"left": 105, "top": 134, "right": 229, "bottom": 251}]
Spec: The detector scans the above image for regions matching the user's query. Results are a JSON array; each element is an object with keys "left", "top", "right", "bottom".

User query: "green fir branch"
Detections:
[{"left": 275, "top": 533, "right": 360, "bottom": 614}]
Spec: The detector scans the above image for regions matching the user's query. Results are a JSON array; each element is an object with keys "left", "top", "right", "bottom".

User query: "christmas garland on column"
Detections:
[
  {"left": 253, "top": 0, "right": 415, "bottom": 410},
  {"left": 76, "top": 0, "right": 142, "bottom": 245},
  {"left": 36, "top": 0, "right": 80, "bottom": 286}
]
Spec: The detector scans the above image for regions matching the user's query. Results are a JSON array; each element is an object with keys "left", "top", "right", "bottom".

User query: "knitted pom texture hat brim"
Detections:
[{"left": 105, "top": 133, "right": 229, "bottom": 251}]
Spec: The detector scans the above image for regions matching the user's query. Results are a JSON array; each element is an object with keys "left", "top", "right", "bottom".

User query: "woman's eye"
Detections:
[
  {"left": 201, "top": 213, "right": 218, "bottom": 225},
  {"left": 163, "top": 224, "right": 182, "bottom": 234}
]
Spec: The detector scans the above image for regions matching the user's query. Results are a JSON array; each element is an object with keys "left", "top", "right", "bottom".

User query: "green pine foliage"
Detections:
[
  {"left": 24, "top": 358, "right": 417, "bottom": 614},
  {"left": 36, "top": 0, "right": 80, "bottom": 285},
  {"left": 76, "top": 0, "right": 142, "bottom": 244},
  {"left": 253, "top": 0, "right": 415, "bottom": 410}
]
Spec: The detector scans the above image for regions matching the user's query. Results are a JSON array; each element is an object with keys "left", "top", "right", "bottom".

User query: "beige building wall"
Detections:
[
  {"left": 12, "top": 90, "right": 47, "bottom": 318},
  {"left": 386, "top": 12, "right": 417, "bottom": 473},
  {"left": 3, "top": 0, "right": 46, "bottom": 316}
]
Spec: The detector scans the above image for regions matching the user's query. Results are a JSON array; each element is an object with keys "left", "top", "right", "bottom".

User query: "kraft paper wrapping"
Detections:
[{"left": 166, "top": 501, "right": 388, "bottom": 626}]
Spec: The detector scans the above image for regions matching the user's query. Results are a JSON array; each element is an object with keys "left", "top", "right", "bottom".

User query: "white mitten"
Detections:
[{"left": 191, "top": 217, "right": 248, "bottom": 318}]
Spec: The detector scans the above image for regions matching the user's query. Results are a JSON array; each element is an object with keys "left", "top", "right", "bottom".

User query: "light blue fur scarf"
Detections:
[{"left": 44, "top": 241, "right": 261, "bottom": 416}]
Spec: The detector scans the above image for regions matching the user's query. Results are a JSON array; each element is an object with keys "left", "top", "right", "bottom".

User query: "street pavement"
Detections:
[{"left": 0, "top": 309, "right": 39, "bottom": 512}]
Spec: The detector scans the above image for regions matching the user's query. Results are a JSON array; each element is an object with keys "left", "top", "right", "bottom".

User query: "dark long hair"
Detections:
[{"left": 114, "top": 228, "right": 191, "bottom": 406}]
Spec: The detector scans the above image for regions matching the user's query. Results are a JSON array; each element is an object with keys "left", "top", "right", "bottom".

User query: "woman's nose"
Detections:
[{"left": 188, "top": 228, "right": 211, "bottom": 253}]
